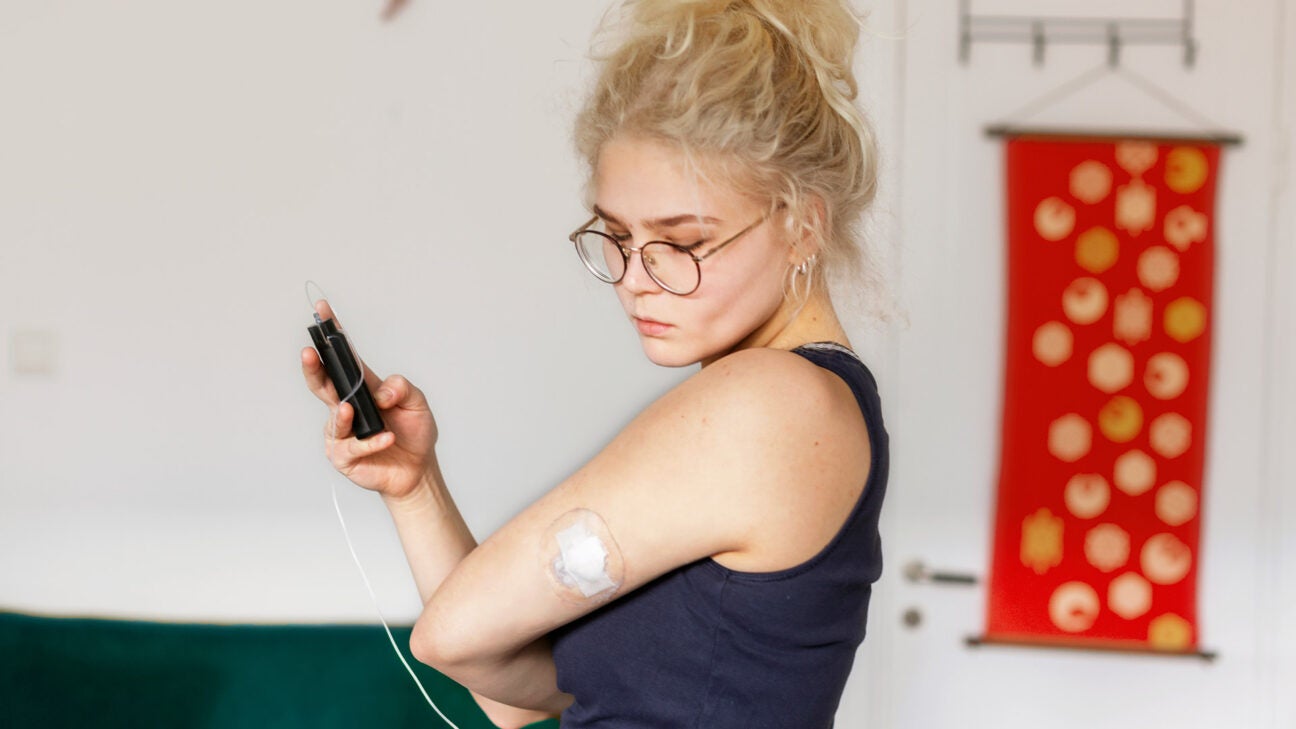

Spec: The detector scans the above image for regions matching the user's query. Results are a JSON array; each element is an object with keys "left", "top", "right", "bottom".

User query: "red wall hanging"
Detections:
[{"left": 984, "top": 134, "right": 1220, "bottom": 654}]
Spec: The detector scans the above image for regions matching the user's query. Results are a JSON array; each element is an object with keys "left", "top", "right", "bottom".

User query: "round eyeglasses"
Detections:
[{"left": 568, "top": 215, "right": 766, "bottom": 296}]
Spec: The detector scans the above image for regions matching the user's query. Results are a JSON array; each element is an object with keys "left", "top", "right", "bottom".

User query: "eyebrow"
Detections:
[{"left": 592, "top": 205, "right": 722, "bottom": 230}]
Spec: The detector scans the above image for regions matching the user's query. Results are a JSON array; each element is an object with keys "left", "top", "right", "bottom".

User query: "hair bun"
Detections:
[
  {"left": 576, "top": 0, "right": 883, "bottom": 313},
  {"left": 616, "top": 0, "right": 867, "bottom": 137}
]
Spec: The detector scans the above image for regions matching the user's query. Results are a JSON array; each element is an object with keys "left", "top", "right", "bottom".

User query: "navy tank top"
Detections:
[{"left": 549, "top": 342, "right": 889, "bottom": 728}]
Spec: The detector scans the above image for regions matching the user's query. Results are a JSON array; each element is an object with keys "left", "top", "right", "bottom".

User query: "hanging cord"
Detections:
[
  {"left": 331, "top": 481, "right": 463, "bottom": 729},
  {"left": 307, "top": 281, "right": 459, "bottom": 727},
  {"left": 1114, "top": 64, "right": 1228, "bottom": 131},
  {"left": 995, "top": 61, "right": 1228, "bottom": 133},
  {"left": 997, "top": 62, "right": 1111, "bottom": 127}
]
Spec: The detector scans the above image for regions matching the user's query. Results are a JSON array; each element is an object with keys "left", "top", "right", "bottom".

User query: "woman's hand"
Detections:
[{"left": 300, "top": 303, "right": 438, "bottom": 500}]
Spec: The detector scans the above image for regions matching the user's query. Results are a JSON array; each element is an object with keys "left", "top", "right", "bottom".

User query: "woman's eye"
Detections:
[
  {"left": 654, "top": 234, "right": 705, "bottom": 247},
  {"left": 670, "top": 230, "right": 710, "bottom": 247}
]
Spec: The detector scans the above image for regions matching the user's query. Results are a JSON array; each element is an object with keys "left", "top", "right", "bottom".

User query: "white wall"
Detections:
[
  {"left": 0, "top": 0, "right": 686, "bottom": 622},
  {"left": 1, "top": 1, "right": 1291, "bottom": 727},
  {"left": 1270, "top": 2, "right": 1296, "bottom": 724}
]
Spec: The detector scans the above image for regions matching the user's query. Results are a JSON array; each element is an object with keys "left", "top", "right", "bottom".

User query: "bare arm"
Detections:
[
  {"left": 302, "top": 332, "right": 567, "bottom": 726},
  {"left": 380, "top": 463, "right": 570, "bottom": 723},
  {"left": 410, "top": 348, "right": 869, "bottom": 703}
]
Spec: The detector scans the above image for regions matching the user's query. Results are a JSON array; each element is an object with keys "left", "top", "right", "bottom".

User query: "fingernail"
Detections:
[{"left": 378, "top": 388, "right": 394, "bottom": 403}]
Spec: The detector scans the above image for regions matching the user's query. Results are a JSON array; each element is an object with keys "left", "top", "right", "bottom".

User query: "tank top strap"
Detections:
[{"left": 788, "top": 341, "right": 883, "bottom": 424}]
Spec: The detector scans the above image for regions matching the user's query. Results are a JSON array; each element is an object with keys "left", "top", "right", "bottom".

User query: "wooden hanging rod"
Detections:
[
  {"left": 984, "top": 125, "right": 1244, "bottom": 147},
  {"left": 959, "top": 0, "right": 1198, "bottom": 67},
  {"left": 966, "top": 634, "right": 1218, "bottom": 662}
]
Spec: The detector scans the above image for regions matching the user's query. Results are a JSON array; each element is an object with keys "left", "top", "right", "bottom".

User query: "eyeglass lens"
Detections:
[{"left": 574, "top": 231, "right": 699, "bottom": 293}]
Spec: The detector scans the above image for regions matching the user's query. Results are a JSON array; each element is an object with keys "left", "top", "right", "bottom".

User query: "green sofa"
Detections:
[{"left": 0, "top": 611, "right": 559, "bottom": 729}]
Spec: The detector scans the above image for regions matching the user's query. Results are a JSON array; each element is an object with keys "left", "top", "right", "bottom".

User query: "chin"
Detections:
[{"left": 638, "top": 337, "right": 705, "bottom": 368}]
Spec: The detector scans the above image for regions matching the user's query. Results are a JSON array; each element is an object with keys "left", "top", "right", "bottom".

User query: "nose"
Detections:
[{"left": 617, "top": 246, "right": 663, "bottom": 294}]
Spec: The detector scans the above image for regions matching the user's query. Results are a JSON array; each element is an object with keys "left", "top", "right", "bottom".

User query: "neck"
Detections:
[{"left": 701, "top": 285, "right": 850, "bottom": 368}]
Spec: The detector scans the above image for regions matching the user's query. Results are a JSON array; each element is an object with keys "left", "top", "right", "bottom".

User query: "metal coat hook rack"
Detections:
[{"left": 958, "top": 0, "right": 1197, "bottom": 68}]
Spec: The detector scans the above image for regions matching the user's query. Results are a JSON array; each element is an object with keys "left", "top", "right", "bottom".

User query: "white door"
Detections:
[{"left": 836, "top": 1, "right": 1293, "bottom": 727}]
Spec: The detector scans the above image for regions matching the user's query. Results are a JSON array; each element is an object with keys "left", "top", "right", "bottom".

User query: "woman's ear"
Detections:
[{"left": 784, "top": 196, "right": 827, "bottom": 265}]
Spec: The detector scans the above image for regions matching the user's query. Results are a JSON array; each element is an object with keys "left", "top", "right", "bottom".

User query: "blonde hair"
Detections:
[{"left": 575, "top": 0, "right": 891, "bottom": 319}]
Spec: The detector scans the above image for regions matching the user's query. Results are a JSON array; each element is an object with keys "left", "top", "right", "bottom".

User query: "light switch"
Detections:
[{"left": 12, "top": 329, "right": 58, "bottom": 375}]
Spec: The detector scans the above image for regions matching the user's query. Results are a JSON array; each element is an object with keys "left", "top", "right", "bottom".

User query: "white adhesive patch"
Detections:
[{"left": 553, "top": 522, "right": 617, "bottom": 597}]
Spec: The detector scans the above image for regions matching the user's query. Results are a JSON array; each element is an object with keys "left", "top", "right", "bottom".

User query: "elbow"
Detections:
[
  {"left": 410, "top": 603, "right": 476, "bottom": 678},
  {"left": 409, "top": 616, "right": 439, "bottom": 669},
  {"left": 410, "top": 612, "right": 453, "bottom": 671}
]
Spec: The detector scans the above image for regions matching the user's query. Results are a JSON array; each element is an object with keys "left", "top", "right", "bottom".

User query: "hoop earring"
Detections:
[{"left": 787, "top": 254, "right": 817, "bottom": 303}]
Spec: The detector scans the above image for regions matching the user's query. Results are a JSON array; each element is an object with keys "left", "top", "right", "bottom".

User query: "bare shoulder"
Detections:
[
  {"left": 681, "top": 345, "right": 866, "bottom": 434},
  {"left": 613, "top": 347, "right": 842, "bottom": 475},
  {"left": 614, "top": 345, "right": 870, "bottom": 527},
  {"left": 682, "top": 346, "right": 874, "bottom": 572},
  {"left": 674, "top": 346, "right": 847, "bottom": 413}
]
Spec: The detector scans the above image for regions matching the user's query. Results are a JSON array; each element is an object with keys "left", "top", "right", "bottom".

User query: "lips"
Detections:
[{"left": 632, "top": 315, "right": 672, "bottom": 336}]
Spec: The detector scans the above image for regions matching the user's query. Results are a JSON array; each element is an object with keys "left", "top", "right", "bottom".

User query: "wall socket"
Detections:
[{"left": 11, "top": 329, "right": 58, "bottom": 375}]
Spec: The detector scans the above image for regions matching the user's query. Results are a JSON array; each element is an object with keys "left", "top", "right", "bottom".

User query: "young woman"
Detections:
[{"left": 301, "top": 1, "right": 889, "bottom": 726}]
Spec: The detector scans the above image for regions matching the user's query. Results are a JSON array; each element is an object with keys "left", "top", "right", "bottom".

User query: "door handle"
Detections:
[{"left": 903, "top": 560, "right": 979, "bottom": 585}]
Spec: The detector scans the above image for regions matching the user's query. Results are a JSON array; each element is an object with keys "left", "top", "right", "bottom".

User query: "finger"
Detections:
[
  {"left": 301, "top": 347, "right": 339, "bottom": 404},
  {"left": 373, "top": 374, "right": 429, "bottom": 411},
  {"left": 338, "top": 400, "right": 356, "bottom": 439},
  {"left": 327, "top": 400, "right": 355, "bottom": 441},
  {"left": 313, "top": 298, "right": 338, "bottom": 326},
  {"left": 334, "top": 430, "right": 397, "bottom": 468}
]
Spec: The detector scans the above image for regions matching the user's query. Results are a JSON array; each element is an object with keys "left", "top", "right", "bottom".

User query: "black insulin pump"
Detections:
[{"left": 308, "top": 313, "right": 386, "bottom": 440}]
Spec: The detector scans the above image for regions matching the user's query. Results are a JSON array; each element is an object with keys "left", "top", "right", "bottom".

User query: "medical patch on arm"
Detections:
[{"left": 542, "top": 508, "right": 624, "bottom": 604}]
